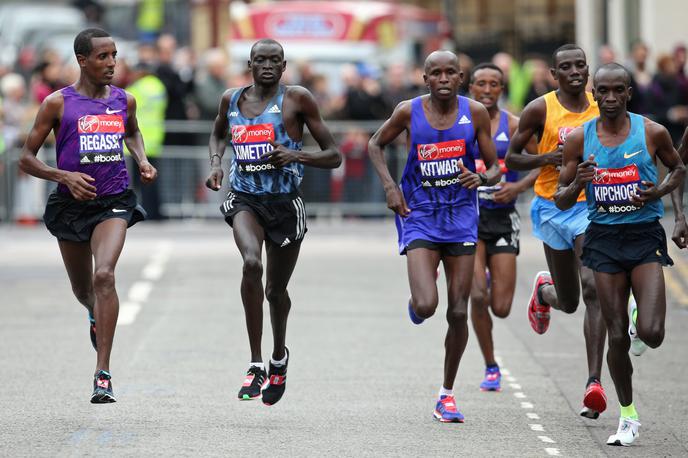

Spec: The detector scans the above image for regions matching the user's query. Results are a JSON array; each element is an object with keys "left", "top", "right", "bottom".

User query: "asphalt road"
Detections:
[{"left": 1, "top": 217, "right": 687, "bottom": 457}]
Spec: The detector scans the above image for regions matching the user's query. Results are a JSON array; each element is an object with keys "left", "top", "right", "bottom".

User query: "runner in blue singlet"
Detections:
[
  {"left": 369, "top": 50, "right": 501, "bottom": 423},
  {"left": 556, "top": 63, "right": 685, "bottom": 446},
  {"left": 205, "top": 39, "right": 341, "bottom": 406}
]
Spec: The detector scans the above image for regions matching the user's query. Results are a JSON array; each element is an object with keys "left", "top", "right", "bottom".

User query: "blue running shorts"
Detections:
[{"left": 530, "top": 196, "right": 588, "bottom": 250}]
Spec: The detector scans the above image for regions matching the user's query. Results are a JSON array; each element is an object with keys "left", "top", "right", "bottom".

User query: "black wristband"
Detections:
[{"left": 478, "top": 172, "right": 488, "bottom": 185}]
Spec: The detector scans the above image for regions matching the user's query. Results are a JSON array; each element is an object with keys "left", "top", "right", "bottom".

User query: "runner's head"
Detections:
[
  {"left": 469, "top": 63, "right": 504, "bottom": 110},
  {"left": 423, "top": 50, "right": 463, "bottom": 101},
  {"left": 592, "top": 63, "right": 632, "bottom": 119},
  {"left": 74, "top": 28, "right": 116, "bottom": 85},
  {"left": 249, "top": 39, "right": 285, "bottom": 86},
  {"left": 551, "top": 44, "right": 588, "bottom": 95}
]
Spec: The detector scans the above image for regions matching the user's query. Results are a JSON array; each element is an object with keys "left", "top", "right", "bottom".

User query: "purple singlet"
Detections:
[{"left": 55, "top": 85, "right": 129, "bottom": 196}]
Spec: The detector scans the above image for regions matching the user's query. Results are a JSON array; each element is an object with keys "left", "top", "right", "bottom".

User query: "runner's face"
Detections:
[
  {"left": 593, "top": 70, "right": 631, "bottom": 119},
  {"left": 79, "top": 37, "right": 117, "bottom": 85},
  {"left": 469, "top": 69, "right": 503, "bottom": 109},
  {"left": 552, "top": 49, "right": 588, "bottom": 94},
  {"left": 249, "top": 44, "right": 285, "bottom": 85},
  {"left": 424, "top": 58, "right": 462, "bottom": 100}
]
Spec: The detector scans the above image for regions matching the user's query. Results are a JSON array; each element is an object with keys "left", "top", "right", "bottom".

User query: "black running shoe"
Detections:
[
  {"left": 262, "top": 347, "right": 289, "bottom": 406},
  {"left": 91, "top": 370, "right": 116, "bottom": 403},
  {"left": 238, "top": 365, "right": 267, "bottom": 400},
  {"left": 89, "top": 317, "right": 97, "bottom": 351}
]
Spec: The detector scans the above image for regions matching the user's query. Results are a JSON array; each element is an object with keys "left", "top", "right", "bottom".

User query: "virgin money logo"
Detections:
[
  {"left": 77, "top": 114, "right": 124, "bottom": 134},
  {"left": 79, "top": 115, "right": 100, "bottom": 133},
  {"left": 231, "top": 123, "right": 274, "bottom": 144},
  {"left": 558, "top": 127, "right": 575, "bottom": 145},
  {"left": 593, "top": 164, "right": 640, "bottom": 184},
  {"left": 417, "top": 139, "right": 465, "bottom": 161}
]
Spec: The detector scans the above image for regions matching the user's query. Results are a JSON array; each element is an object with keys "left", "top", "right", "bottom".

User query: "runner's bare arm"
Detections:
[
  {"left": 369, "top": 101, "right": 411, "bottom": 216},
  {"left": 18, "top": 92, "right": 97, "bottom": 200},
  {"left": 554, "top": 127, "right": 592, "bottom": 210},
  {"left": 124, "top": 92, "right": 157, "bottom": 184},
  {"left": 206, "top": 89, "right": 233, "bottom": 191},
  {"left": 262, "top": 86, "right": 341, "bottom": 169},
  {"left": 504, "top": 98, "right": 561, "bottom": 171},
  {"left": 631, "top": 121, "right": 686, "bottom": 205},
  {"left": 469, "top": 100, "right": 500, "bottom": 188},
  {"left": 670, "top": 127, "right": 688, "bottom": 248}
]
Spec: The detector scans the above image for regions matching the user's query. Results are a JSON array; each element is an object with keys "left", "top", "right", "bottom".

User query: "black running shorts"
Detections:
[
  {"left": 220, "top": 190, "right": 307, "bottom": 248},
  {"left": 43, "top": 189, "right": 146, "bottom": 242},
  {"left": 581, "top": 220, "right": 673, "bottom": 273},
  {"left": 405, "top": 239, "right": 477, "bottom": 256},
  {"left": 477, "top": 207, "right": 520, "bottom": 255}
]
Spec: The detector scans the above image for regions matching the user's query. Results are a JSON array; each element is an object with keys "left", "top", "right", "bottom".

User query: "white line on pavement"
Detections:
[
  {"left": 520, "top": 402, "right": 534, "bottom": 409},
  {"left": 117, "top": 301, "right": 141, "bottom": 326},
  {"left": 128, "top": 281, "right": 153, "bottom": 303},
  {"left": 514, "top": 392, "right": 527, "bottom": 398},
  {"left": 538, "top": 436, "right": 556, "bottom": 444},
  {"left": 527, "top": 413, "right": 540, "bottom": 420},
  {"left": 509, "top": 383, "right": 522, "bottom": 389},
  {"left": 545, "top": 448, "right": 561, "bottom": 456},
  {"left": 529, "top": 424, "right": 545, "bottom": 432}
]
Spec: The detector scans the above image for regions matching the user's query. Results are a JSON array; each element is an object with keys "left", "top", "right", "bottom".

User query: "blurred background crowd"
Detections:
[{"left": 2, "top": 0, "right": 688, "bottom": 222}]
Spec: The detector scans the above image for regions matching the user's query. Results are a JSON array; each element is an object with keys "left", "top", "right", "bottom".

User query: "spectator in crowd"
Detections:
[
  {"left": 628, "top": 40, "right": 652, "bottom": 114},
  {"left": 458, "top": 53, "right": 474, "bottom": 96},
  {"left": 126, "top": 62, "right": 167, "bottom": 220},
  {"left": 156, "top": 34, "right": 195, "bottom": 145},
  {"left": 650, "top": 54, "right": 688, "bottom": 144},
  {"left": 341, "top": 63, "right": 389, "bottom": 120},
  {"left": 673, "top": 44, "right": 688, "bottom": 97},
  {"left": 194, "top": 48, "right": 229, "bottom": 120},
  {"left": 339, "top": 128, "right": 369, "bottom": 203},
  {"left": 31, "top": 61, "right": 62, "bottom": 104},
  {"left": 523, "top": 57, "right": 557, "bottom": 105}
]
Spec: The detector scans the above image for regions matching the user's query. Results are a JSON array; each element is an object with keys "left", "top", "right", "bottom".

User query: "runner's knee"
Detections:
[
  {"left": 414, "top": 298, "right": 438, "bottom": 319},
  {"left": 607, "top": 325, "right": 630, "bottom": 349},
  {"left": 491, "top": 303, "right": 511, "bottom": 319},
  {"left": 93, "top": 268, "right": 115, "bottom": 292},
  {"left": 265, "top": 286, "right": 288, "bottom": 306},
  {"left": 72, "top": 286, "right": 94, "bottom": 306},
  {"left": 242, "top": 257, "right": 263, "bottom": 279},
  {"left": 470, "top": 288, "right": 489, "bottom": 310},
  {"left": 580, "top": 279, "right": 598, "bottom": 308},
  {"left": 446, "top": 305, "right": 468, "bottom": 326},
  {"left": 637, "top": 323, "right": 664, "bottom": 348}
]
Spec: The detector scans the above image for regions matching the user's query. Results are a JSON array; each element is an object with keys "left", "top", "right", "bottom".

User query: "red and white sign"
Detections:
[
  {"left": 417, "top": 139, "right": 465, "bottom": 161},
  {"left": 593, "top": 164, "right": 640, "bottom": 185},
  {"left": 231, "top": 123, "right": 275, "bottom": 144},
  {"left": 78, "top": 114, "right": 124, "bottom": 134}
]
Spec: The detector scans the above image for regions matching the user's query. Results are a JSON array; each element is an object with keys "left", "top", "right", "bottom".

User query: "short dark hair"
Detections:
[
  {"left": 250, "top": 39, "right": 284, "bottom": 60},
  {"left": 552, "top": 44, "right": 585, "bottom": 66},
  {"left": 594, "top": 62, "right": 632, "bottom": 86},
  {"left": 470, "top": 63, "right": 504, "bottom": 84},
  {"left": 74, "top": 28, "right": 111, "bottom": 57}
]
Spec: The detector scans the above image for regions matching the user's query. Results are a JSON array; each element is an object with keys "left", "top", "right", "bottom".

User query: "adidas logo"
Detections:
[
  {"left": 267, "top": 104, "right": 281, "bottom": 114},
  {"left": 597, "top": 207, "right": 607, "bottom": 213},
  {"left": 458, "top": 115, "right": 471, "bottom": 124},
  {"left": 496, "top": 132, "right": 509, "bottom": 142},
  {"left": 80, "top": 155, "right": 91, "bottom": 164},
  {"left": 422, "top": 181, "right": 432, "bottom": 187},
  {"left": 229, "top": 111, "right": 238, "bottom": 117},
  {"left": 281, "top": 237, "right": 291, "bottom": 247},
  {"left": 495, "top": 237, "right": 508, "bottom": 247}
]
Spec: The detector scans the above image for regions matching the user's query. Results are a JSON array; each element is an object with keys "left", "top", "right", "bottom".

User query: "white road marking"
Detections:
[
  {"left": 128, "top": 281, "right": 153, "bottom": 302},
  {"left": 529, "top": 424, "right": 545, "bottom": 432},
  {"left": 514, "top": 392, "right": 526, "bottom": 398},
  {"left": 538, "top": 436, "right": 556, "bottom": 444},
  {"left": 501, "top": 369, "right": 511, "bottom": 375},
  {"left": 506, "top": 376, "right": 516, "bottom": 382},
  {"left": 509, "top": 383, "right": 522, "bottom": 389},
  {"left": 526, "top": 413, "right": 540, "bottom": 420},
  {"left": 520, "top": 402, "right": 534, "bottom": 409},
  {"left": 117, "top": 301, "right": 141, "bottom": 325},
  {"left": 545, "top": 448, "right": 561, "bottom": 456}
]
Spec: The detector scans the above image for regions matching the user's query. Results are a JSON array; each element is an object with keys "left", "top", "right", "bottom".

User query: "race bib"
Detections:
[
  {"left": 417, "top": 139, "right": 465, "bottom": 188},
  {"left": 77, "top": 114, "right": 125, "bottom": 165},
  {"left": 592, "top": 164, "right": 642, "bottom": 214},
  {"left": 232, "top": 123, "right": 278, "bottom": 173}
]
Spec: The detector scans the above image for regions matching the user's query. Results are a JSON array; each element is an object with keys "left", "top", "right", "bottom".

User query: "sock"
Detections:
[
  {"left": 439, "top": 386, "right": 453, "bottom": 398},
  {"left": 632, "top": 307, "right": 638, "bottom": 326},
  {"left": 249, "top": 362, "right": 265, "bottom": 370},
  {"left": 486, "top": 363, "right": 499, "bottom": 370},
  {"left": 586, "top": 376, "right": 600, "bottom": 387},
  {"left": 88, "top": 310, "right": 95, "bottom": 323},
  {"left": 270, "top": 352, "right": 288, "bottom": 367},
  {"left": 620, "top": 402, "right": 639, "bottom": 420}
]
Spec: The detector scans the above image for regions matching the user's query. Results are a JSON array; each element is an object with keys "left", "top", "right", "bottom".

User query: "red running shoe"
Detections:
[
  {"left": 528, "top": 271, "right": 553, "bottom": 334},
  {"left": 583, "top": 381, "right": 607, "bottom": 416}
]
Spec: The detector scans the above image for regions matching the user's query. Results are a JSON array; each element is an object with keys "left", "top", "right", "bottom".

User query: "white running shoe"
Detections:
[
  {"left": 607, "top": 417, "right": 640, "bottom": 446},
  {"left": 628, "top": 296, "right": 647, "bottom": 356}
]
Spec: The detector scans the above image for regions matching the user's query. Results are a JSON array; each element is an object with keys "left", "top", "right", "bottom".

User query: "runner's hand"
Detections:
[
  {"left": 493, "top": 182, "right": 520, "bottom": 203},
  {"left": 543, "top": 146, "right": 564, "bottom": 166},
  {"left": 205, "top": 167, "right": 224, "bottom": 191},
  {"left": 458, "top": 161, "right": 481, "bottom": 190},
  {"left": 573, "top": 155, "right": 596, "bottom": 187},
  {"left": 262, "top": 140, "right": 299, "bottom": 167},
  {"left": 630, "top": 180, "right": 660, "bottom": 204},
  {"left": 672, "top": 215, "right": 688, "bottom": 249},
  {"left": 139, "top": 160, "right": 157, "bottom": 184},
  {"left": 64, "top": 171, "right": 97, "bottom": 200},
  {"left": 385, "top": 187, "right": 410, "bottom": 217}
]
